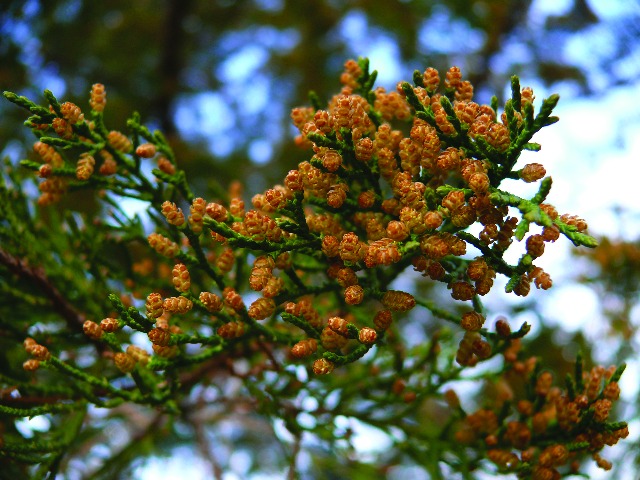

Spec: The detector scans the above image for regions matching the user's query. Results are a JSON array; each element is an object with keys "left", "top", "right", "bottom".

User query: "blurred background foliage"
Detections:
[{"left": 1, "top": 0, "right": 640, "bottom": 478}]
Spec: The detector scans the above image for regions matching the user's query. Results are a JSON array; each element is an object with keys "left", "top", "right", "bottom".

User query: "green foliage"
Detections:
[{"left": 0, "top": 56, "right": 631, "bottom": 479}]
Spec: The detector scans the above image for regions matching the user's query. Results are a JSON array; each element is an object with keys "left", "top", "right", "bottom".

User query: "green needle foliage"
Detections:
[{"left": 0, "top": 58, "right": 629, "bottom": 478}]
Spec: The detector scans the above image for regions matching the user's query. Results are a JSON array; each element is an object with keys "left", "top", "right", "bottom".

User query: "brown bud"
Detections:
[
  {"left": 30, "top": 345, "right": 51, "bottom": 361},
  {"left": 358, "top": 190, "right": 376, "bottom": 208},
  {"left": 223, "top": 287, "right": 244, "bottom": 312},
  {"left": 535, "top": 371, "right": 553, "bottom": 397},
  {"left": 520, "top": 163, "right": 545, "bottom": 182},
  {"left": 468, "top": 172, "right": 490, "bottom": 193},
  {"left": 386, "top": 220, "right": 410, "bottom": 241},
  {"left": 148, "top": 327, "right": 172, "bottom": 346},
  {"left": 290, "top": 338, "right": 318, "bottom": 359},
  {"left": 262, "top": 276, "right": 284, "bottom": 298},
  {"left": 163, "top": 296, "right": 193, "bottom": 314},
  {"left": 321, "top": 326, "right": 348, "bottom": 351},
  {"left": 217, "top": 321, "right": 246, "bottom": 339},
  {"left": 423, "top": 210, "right": 443, "bottom": 230},
  {"left": 199, "top": 292, "right": 222, "bottom": 312},
  {"left": 100, "top": 317, "right": 119, "bottom": 333},
  {"left": 83, "top": 320, "right": 103, "bottom": 340},
  {"left": 322, "top": 235, "right": 340, "bottom": 258},
  {"left": 285, "top": 169, "right": 304, "bottom": 191},
  {"left": 392, "top": 378, "right": 406, "bottom": 395},
  {"left": 495, "top": 318, "right": 511, "bottom": 337},
  {"left": 443, "top": 389, "right": 460, "bottom": 409},
  {"left": 38, "top": 163, "right": 53, "bottom": 178},
  {"left": 145, "top": 292, "right": 164, "bottom": 318},
  {"left": 157, "top": 156, "right": 175, "bottom": 175},
  {"left": 172, "top": 263, "right": 191, "bottom": 292},
  {"left": 23, "top": 359, "right": 41, "bottom": 371},
  {"left": 152, "top": 344, "right": 179, "bottom": 358},
  {"left": 373, "top": 310, "right": 393, "bottom": 331},
  {"left": 358, "top": 327, "right": 377, "bottom": 345},
  {"left": 313, "top": 358, "right": 335, "bottom": 375},
  {"left": 248, "top": 297, "right": 275, "bottom": 320},
  {"left": 90, "top": 83, "right": 107, "bottom": 112},
  {"left": 114, "top": 352, "right": 136, "bottom": 373},
  {"left": 136, "top": 143, "right": 156, "bottom": 158},
  {"left": 526, "top": 234, "right": 545, "bottom": 258},
  {"left": 107, "top": 130, "right": 132, "bottom": 153},
  {"left": 322, "top": 149, "right": 342, "bottom": 172},
  {"left": 381, "top": 290, "right": 415, "bottom": 311},
  {"left": 328, "top": 316, "right": 350, "bottom": 337},
  {"left": 206, "top": 202, "right": 228, "bottom": 221},
  {"left": 126, "top": 345, "right": 150, "bottom": 365},
  {"left": 161, "top": 201, "right": 185, "bottom": 227},
  {"left": 460, "top": 311, "right": 484, "bottom": 331},
  {"left": 450, "top": 281, "right": 475, "bottom": 301},
  {"left": 400, "top": 391, "right": 415, "bottom": 403},
  {"left": 344, "top": 285, "right": 364, "bottom": 305}
]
